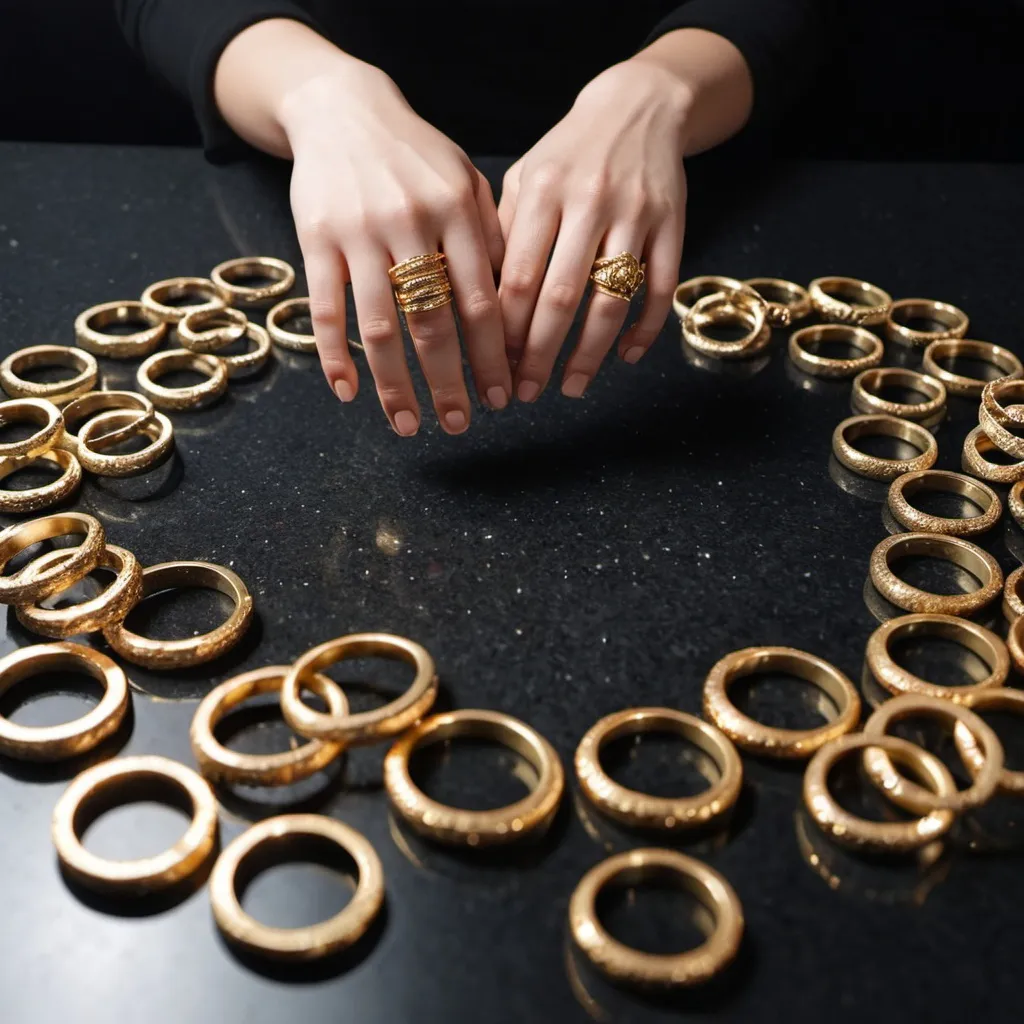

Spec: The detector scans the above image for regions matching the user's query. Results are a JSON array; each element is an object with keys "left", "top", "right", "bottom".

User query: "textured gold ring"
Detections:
[
  {"left": 137, "top": 349, "right": 228, "bottom": 411},
  {"left": 0, "top": 398, "right": 64, "bottom": 459},
  {"left": 832, "top": 414, "right": 938, "bottom": 481},
  {"left": 103, "top": 560, "right": 253, "bottom": 669},
  {"left": 851, "top": 367, "right": 946, "bottom": 423},
  {"left": 52, "top": 755, "right": 218, "bottom": 893},
  {"left": 0, "top": 642, "right": 129, "bottom": 760},
  {"left": 672, "top": 276, "right": 757, "bottom": 320},
  {"left": 962, "top": 426, "right": 1024, "bottom": 483},
  {"left": 384, "top": 709, "right": 564, "bottom": 847},
  {"left": 1004, "top": 565, "right": 1024, "bottom": 620},
  {"left": 887, "top": 470, "right": 1001, "bottom": 537},
  {"left": 978, "top": 401, "right": 1024, "bottom": 460},
  {"left": 981, "top": 378, "right": 1024, "bottom": 429},
  {"left": 0, "top": 448, "right": 82, "bottom": 514},
  {"left": 190, "top": 666, "right": 347, "bottom": 787},
  {"left": 211, "top": 256, "right": 296, "bottom": 307},
  {"left": 809, "top": 276, "right": 892, "bottom": 325},
  {"left": 569, "top": 849, "right": 743, "bottom": 988},
  {"left": 788, "top": 324, "right": 883, "bottom": 378},
  {"left": 953, "top": 688, "right": 1024, "bottom": 795},
  {"left": 266, "top": 297, "right": 317, "bottom": 353},
  {"left": 1007, "top": 615, "right": 1024, "bottom": 674},
  {"left": 682, "top": 291, "right": 771, "bottom": 360},
  {"left": 217, "top": 323, "right": 272, "bottom": 377},
  {"left": 703, "top": 646, "right": 861, "bottom": 759},
  {"left": 922, "top": 339, "right": 1023, "bottom": 398},
  {"left": 176, "top": 307, "right": 247, "bottom": 352},
  {"left": 74, "top": 300, "right": 167, "bottom": 358},
  {"left": 885, "top": 298, "right": 969, "bottom": 348},
  {"left": 1010, "top": 480, "right": 1024, "bottom": 529},
  {"left": 574, "top": 708, "right": 741, "bottom": 831},
  {"left": 210, "top": 813, "right": 384, "bottom": 960},
  {"left": 589, "top": 251, "right": 645, "bottom": 302},
  {"left": 141, "top": 277, "right": 226, "bottom": 323},
  {"left": 76, "top": 409, "right": 174, "bottom": 478},
  {"left": 58, "top": 390, "right": 155, "bottom": 459},
  {"left": 388, "top": 253, "right": 453, "bottom": 315},
  {"left": 0, "top": 345, "right": 98, "bottom": 406},
  {"left": 743, "top": 277, "right": 811, "bottom": 328}
]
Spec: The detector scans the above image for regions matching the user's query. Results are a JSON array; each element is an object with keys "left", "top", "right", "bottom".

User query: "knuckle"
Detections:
[
  {"left": 500, "top": 263, "right": 539, "bottom": 298},
  {"left": 543, "top": 280, "right": 581, "bottom": 315},
  {"left": 376, "top": 383, "right": 410, "bottom": 407},
  {"left": 308, "top": 298, "right": 345, "bottom": 330},
  {"left": 430, "top": 384, "right": 467, "bottom": 407},
  {"left": 410, "top": 315, "right": 454, "bottom": 352},
  {"left": 434, "top": 181, "right": 476, "bottom": 219},
  {"left": 458, "top": 289, "right": 498, "bottom": 324},
  {"left": 359, "top": 317, "right": 398, "bottom": 349},
  {"left": 525, "top": 161, "right": 563, "bottom": 197},
  {"left": 578, "top": 170, "right": 611, "bottom": 204},
  {"left": 298, "top": 214, "right": 334, "bottom": 245}
]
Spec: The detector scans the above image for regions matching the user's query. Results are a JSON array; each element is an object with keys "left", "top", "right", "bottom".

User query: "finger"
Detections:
[
  {"left": 618, "top": 210, "right": 685, "bottom": 363},
  {"left": 512, "top": 210, "right": 603, "bottom": 402},
  {"left": 348, "top": 249, "right": 421, "bottom": 436},
  {"left": 496, "top": 161, "right": 521, "bottom": 241},
  {"left": 562, "top": 226, "right": 648, "bottom": 398},
  {"left": 474, "top": 171, "right": 505, "bottom": 277},
  {"left": 301, "top": 241, "right": 358, "bottom": 402}
]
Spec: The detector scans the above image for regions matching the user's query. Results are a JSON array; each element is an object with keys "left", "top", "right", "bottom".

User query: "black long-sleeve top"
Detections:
[{"left": 115, "top": 0, "right": 831, "bottom": 159}]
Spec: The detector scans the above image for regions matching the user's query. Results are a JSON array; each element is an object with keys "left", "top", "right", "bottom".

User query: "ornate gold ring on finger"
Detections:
[{"left": 589, "top": 251, "right": 645, "bottom": 302}]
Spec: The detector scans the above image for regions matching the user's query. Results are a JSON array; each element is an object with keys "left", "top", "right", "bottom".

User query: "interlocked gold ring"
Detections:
[
  {"left": 982, "top": 378, "right": 1024, "bottom": 429},
  {"left": 887, "top": 470, "right": 1001, "bottom": 537},
  {"left": 103, "top": 560, "right": 253, "bottom": 669},
  {"left": 862, "top": 693, "right": 1004, "bottom": 814},
  {"left": 922, "top": 339, "right": 1023, "bottom": 398},
  {"left": 672, "top": 276, "right": 758, "bottom": 319},
  {"left": 74, "top": 300, "right": 167, "bottom": 358},
  {"left": 962, "top": 426, "right": 1024, "bottom": 483},
  {"left": 384, "top": 709, "right": 564, "bottom": 846},
  {"left": 266, "top": 297, "right": 318, "bottom": 353},
  {"left": 1007, "top": 615, "right": 1024, "bottom": 674},
  {"left": 217, "top": 323, "right": 272, "bottom": 377},
  {"left": 1004, "top": 565, "right": 1024, "bottom": 620},
  {"left": 589, "top": 251, "right": 645, "bottom": 302},
  {"left": 865, "top": 613, "right": 1009, "bottom": 702},
  {"left": 681, "top": 291, "right": 771, "bottom": 360},
  {"left": 210, "top": 814, "right": 384, "bottom": 960},
  {"left": 803, "top": 733, "right": 956, "bottom": 853},
  {"left": 141, "top": 277, "right": 227, "bottom": 323},
  {"left": 176, "top": 307, "right": 248, "bottom": 351},
  {"left": 885, "top": 298, "right": 969, "bottom": 347},
  {"left": 743, "top": 277, "right": 811, "bottom": 327},
  {"left": 76, "top": 409, "right": 174, "bottom": 478},
  {"left": 210, "top": 256, "right": 296, "bottom": 307},
  {"left": 52, "top": 755, "right": 218, "bottom": 892},
  {"left": 0, "top": 398, "right": 64, "bottom": 459},
  {"left": 388, "top": 253, "right": 453, "bottom": 314},
  {"left": 0, "top": 448, "right": 82, "bottom": 514},
  {"left": 850, "top": 367, "right": 946, "bottom": 424},
  {"left": 16, "top": 544, "right": 142, "bottom": 638},
  {"left": 137, "top": 349, "right": 229, "bottom": 411},
  {"left": 282, "top": 633, "right": 437, "bottom": 746},
  {"left": 788, "top": 324, "right": 883, "bottom": 378},
  {"left": 832, "top": 415, "right": 938, "bottom": 481},
  {"left": 569, "top": 849, "right": 743, "bottom": 988},
  {"left": 809, "top": 276, "right": 892, "bottom": 325},
  {"left": 953, "top": 688, "right": 1024, "bottom": 795},
  {"left": 190, "top": 666, "right": 347, "bottom": 787},
  {"left": 869, "top": 531, "right": 1002, "bottom": 616},
  {"left": 0, "top": 345, "right": 98, "bottom": 407},
  {"left": 0, "top": 642, "right": 129, "bottom": 760},
  {"left": 58, "top": 390, "right": 155, "bottom": 459},
  {"left": 574, "top": 708, "right": 741, "bottom": 830},
  {"left": 703, "top": 646, "right": 861, "bottom": 759},
  {"left": 978, "top": 401, "right": 1024, "bottom": 460}
]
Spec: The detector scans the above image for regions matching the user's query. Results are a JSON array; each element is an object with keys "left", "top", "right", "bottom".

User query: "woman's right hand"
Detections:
[{"left": 279, "top": 62, "right": 511, "bottom": 435}]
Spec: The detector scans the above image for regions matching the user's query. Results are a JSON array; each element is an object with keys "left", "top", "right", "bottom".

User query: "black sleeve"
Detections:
[
  {"left": 114, "top": 0, "right": 320, "bottom": 162},
  {"left": 644, "top": 0, "right": 837, "bottom": 133}
]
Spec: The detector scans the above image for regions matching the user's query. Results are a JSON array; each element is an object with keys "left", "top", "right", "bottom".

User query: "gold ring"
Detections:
[
  {"left": 136, "top": 349, "right": 229, "bottom": 411},
  {"left": 74, "top": 300, "right": 167, "bottom": 358},
  {"left": 281, "top": 633, "right": 437, "bottom": 746},
  {"left": 1007, "top": 614, "right": 1024, "bottom": 673},
  {"left": 788, "top": 324, "right": 883, "bottom": 378},
  {"left": 176, "top": 307, "right": 248, "bottom": 352},
  {"left": 0, "top": 642, "right": 129, "bottom": 760},
  {"left": 384, "top": 709, "right": 564, "bottom": 846},
  {"left": 589, "top": 251, "right": 645, "bottom": 302},
  {"left": 743, "top": 278, "right": 811, "bottom": 327},
  {"left": 0, "top": 398, "right": 64, "bottom": 459},
  {"left": 1011, "top": 480, "right": 1024, "bottom": 529},
  {"left": 190, "top": 666, "right": 347, "bottom": 786},
  {"left": 0, "top": 345, "right": 98, "bottom": 407},
  {"left": 869, "top": 531, "right": 1002, "bottom": 616},
  {"left": 76, "top": 409, "right": 174, "bottom": 478},
  {"left": 981, "top": 378, "right": 1024, "bottom": 429},
  {"left": 808, "top": 276, "right": 892, "bottom": 325},
  {"left": 1004, "top": 565, "right": 1024, "bottom": 620},
  {"left": 887, "top": 470, "right": 1001, "bottom": 536},
  {"left": 209, "top": 813, "right": 384, "bottom": 960},
  {"left": 865, "top": 613, "right": 1009, "bottom": 702},
  {"left": 703, "top": 646, "right": 861, "bottom": 759},
  {"left": 0, "top": 448, "right": 82, "bottom": 514},
  {"left": 52, "top": 755, "right": 218, "bottom": 892},
  {"left": 58, "top": 390, "right": 155, "bottom": 459},
  {"left": 388, "top": 253, "right": 453, "bottom": 315},
  {"left": 803, "top": 733, "right": 956, "bottom": 853},
  {"left": 569, "top": 848, "right": 743, "bottom": 988},
  {"left": 103, "top": 560, "right": 253, "bottom": 669},
  {"left": 140, "top": 277, "right": 226, "bottom": 323},
  {"left": 978, "top": 401, "right": 1024, "bottom": 459},
  {"left": 850, "top": 368, "right": 946, "bottom": 423},
  {"left": 885, "top": 298, "right": 969, "bottom": 347},
  {"left": 681, "top": 291, "right": 771, "bottom": 360},
  {"left": 210, "top": 256, "right": 296, "bottom": 307},
  {"left": 574, "top": 708, "right": 741, "bottom": 830},
  {"left": 922, "top": 339, "right": 1023, "bottom": 398},
  {"left": 862, "top": 693, "right": 1004, "bottom": 813},
  {"left": 962, "top": 425, "right": 1024, "bottom": 483},
  {"left": 672, "top": 276, "right": 757, "bottom": 319},
  {"left": 953, "top": 688, "right": 1024, "bottom": 795},
  {"left": 216, "top": 323, "right": 272, "bottom": 377},
  {"left": 0, "top": 511, "right": 104, "bottom": 604},
  {"left": 16, "top": 543, "right": 141, "bottom": 637},
  {"left": 832, "top": 414, "right": 938, "bottom": 481},
  {"left": 266, "top": 297, "right": 317, "bottom": 353}
]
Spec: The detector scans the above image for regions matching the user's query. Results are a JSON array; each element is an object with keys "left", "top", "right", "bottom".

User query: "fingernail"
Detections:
[
  {"left": 333, "top": 379, "right": 355, "bottom": 402},
  {"left": 393, "top": 410, "right": 419, "bottom": 436},
  {"left": 444, "top": 409, "right": 468, "bottom": 432},
  {"left": 517, "top": 380, "right": 540, "bottom": 403},
  {"left": 486, "top": 386, "right": 508, "bottom": 410},
  {"left": 623, "top": 346, "right": 646, "bottom": 365},
  {"left": 561, "top": 372, "right": 590, "bottom": 399}
]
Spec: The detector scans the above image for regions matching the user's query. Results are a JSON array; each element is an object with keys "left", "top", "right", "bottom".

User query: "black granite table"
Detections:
[{"left": 0, "top": 142, "right": 1022, "bottom": 1023}]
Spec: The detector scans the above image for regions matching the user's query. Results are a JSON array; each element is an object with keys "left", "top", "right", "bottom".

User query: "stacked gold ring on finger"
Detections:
[
  {"left": 266, "top": 297, "right": 318, "bottom": 354},
  {"left": 885, "top": 298, "right": 969, "bottom": 347},
  {"left": 177, "top": 307, "right": 247, "bottom": 351},
  {"left": 809, "top": 276, "right": 892, "bottom": 325},
  {"left": 211, "top": 256, "right": 296, "bottom": 307},
  {"left": 58, "top": 390, "right": 155, "bottom": 459},
  {"left": 744, "top": 278, "right": 811, "bottom": 328},
  {"left": 887, "top": 470, "right": 1001, "bottom": 536},
  {"left": 76, "top": 409, "right": 174, "bottom": 478},
  {"left": 0, "top": 398, "right": 64, "bottom": 459},
  {"left": 832, "top": 414, "right": 938, "bottom": 481},
  {"left": 74, "top": 300, "right": 167, "bottom": 358},
  {"left": 589, "top": 251, "right": 645, "bottom": 302},
  {"left": 137, "top": 349, "right": 228, "bottom": 411},
  {"left": 681, "top": 291, "right": 771, "bottom": 360},
  {"left": 0, "top": 345, "right": 98, "bottom": 407},
  {"left": 788, "top": 325, "right": 884, "bottom": 378},
  {"left": 851, "top": 367, "right": 947, "bottom": 424},
  {"left": 388, "top": 253, "right": 453, "bottom": 314},
  {"left": 962, "top": 425, "right": 1024, "bottom": 483},
  {"left": 922, "top": 339, "right": 1023, "bottom": 398},
  {"left": 140, "top": 277, "right": 226, "bottom": 324},
  {"left": 0, "top": 448, "right": 82, "bottom": 514}
]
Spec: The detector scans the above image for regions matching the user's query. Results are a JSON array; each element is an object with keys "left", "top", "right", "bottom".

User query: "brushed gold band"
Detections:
[
  {"left": 788, "top": 324, "right": 883, "bottom": 378},
  {"left": 832, "top": 414, "right": 938, "bottom": 481},
  {"left": 0, "top": 398, "right": 64, "bottom": 459},
  {"left": 850, "top": 367, "right": 946, "bottom": 423},
  {"left": 58, "top": 390, "right": 155, "bottom": 459},
  {"left": 744, "top": 277, "right": 811, "bottom": 327},
  {"left": 922, "top": 339, "right": 1023, "bottom": 398},
  {"left": 887, "top": 469, "right": 1001, "bottom": 536},
  {"left": 809, "top": 276, "right": 892, "bottom": 325},
  {"left": 0, "top": 448, "right": 82, "bottom": 514},
  {"left": 176, "top": 306, "right": 247, "bottom": 352},
  {"left": 962, "top": 426, "right": 1024, "bottom": 483},
  {"left": 136, "top": 349, "right": 228, "bottom": 411},
  {"left": 76, "top": 409, "right": 174, "bottom": 477},
  {"left": 74, "top": 300, "right": 167, "bottom": 358},
  {"left": 885, "top": 298, "right": 969, "bottom": 348},
  {"left": 211, "top": 256, "right": 296, "bottom": 307},
  {"left": 0, "top": 345, "right": 98, "bottom": 407},
  {"left": 953, "top": 688, "right": 1024, "bottom": 795},
  {"left": 140, "top": 277, "right": 226, "bottom": 323}
]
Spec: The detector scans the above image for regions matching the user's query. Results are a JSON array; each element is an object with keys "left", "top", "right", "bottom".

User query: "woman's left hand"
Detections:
[{"left": 497, "top": 59, "right": 691, "bottom": 401}]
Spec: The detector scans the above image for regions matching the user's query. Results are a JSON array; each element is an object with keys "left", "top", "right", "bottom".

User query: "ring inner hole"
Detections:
[
  {"left": 280, "top": 313, "right": 313, "bottom": 335},
  {"left": 122, "top": 585, "right": 232, "bottom": 640},
  {"left": 697, "top": 315, "right": 753, "bottom": 343},
  {"left": 973, "top": 709, "right": 1024, "bottom": 772},
  {"left": 852, "top": 433, "right": 925, "bottom": 460},
  {"left": 38, "top": 565, "right": 117, "bottom": 610},
  {"left": 869, "top": 383, "right": 931, "bottom": 406},
  {"left": 225, "top": 271, "right": 279, "bottom": 289},
  {"left": 3, "top": 536, "right": 87, "bottom": 576},
  {"left": 78, "top": 777, "right": 193, "bottom": 859},
  {"left": 905, "top": 488, "right": 985, "bottom": 519},
  {"left": 236, "top": 834, "right": 357, "bottom": 929},
  {"left": 158, "top": 288, "right": 212, "bottom": 308},
  {"left": 806, "top": 338, "right": 867, "bottom": 360},
  {"left": 409, "top": 736, "right": 535, "bottom": 810},
  {"left": 937, "top": 355, "right": 1003, "bottom": 382},
  {"left": 0, "top": 420, "right": 44, "bottom": 445},
  {"left": 730, "top": 671, "right": 838, "bottom": 730},
  {"left": 882, "top": 715, "right": 972, "bottom": 788},
  {"left": 99, "top": 316, "right": 154, "bottom": 336},
  {"left": 887, "top": 554, "right": 982, "bottom": 595},
  {"left": 0, "top": 460, "right": 64, "bottom": 492},
  {"left": 898, "top": 315, "right": 952, "bottom": 333},
  {"left": 826, "top": 751, "right": 930, "bottom": 822},
  {"left": 0, "top": 668, "right": 103, "bottom": 727},
  {"left": 15, "top": 363, "right": 83, "bottom": 385},
  {"left": 977, "top": 440, "right": 1020, "bottom": 465},
  {"left": 599, "top": 731, "right": 719, "bottom": 798},
  {"left": 157, "top": 369, "right": 210, "bottom": 389},
  {"left": 214, "top": 687, "right": 329, "bottom": 756},
  {"left": 889, "top": 636, "right": 991, "bottom": 687}
]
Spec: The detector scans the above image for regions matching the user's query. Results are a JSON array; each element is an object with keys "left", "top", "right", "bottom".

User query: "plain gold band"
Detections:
[
  {"left": 922, "top": 339, "right": 1023, "bottom": 398},
  {"left": 887, "top": 469, "right": 1001, "bottom": 536},
  {"left": 788, "top": 324, "right": 883, "bottom": 378},
  {"left": 74, "top": 300, "right": 167, "bottom": 358},
  {"left": 0, "top": 345, "right": 98, "bottom": 407},
  {"left": 850, "top": 367, "right": 946, "bottom": 423},
  {"left": 0, "top": 398, "right": 65, "bottom": 459},
  {"left": 832, "top": 414, "right": 938, "bottom": 481},
  {"left": 266, "top": 297, "right": 318, "bottom": 353},
  {"left": 885, "top": 298, "right": 969, "bottom": 347}
]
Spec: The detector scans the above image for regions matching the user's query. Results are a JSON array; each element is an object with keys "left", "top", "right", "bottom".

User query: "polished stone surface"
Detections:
[{"left": 0, "top": 143, "right": 1023, "bottom": 1022}]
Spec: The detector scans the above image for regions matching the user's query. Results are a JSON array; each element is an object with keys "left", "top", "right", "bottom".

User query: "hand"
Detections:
[
  {"left": 281, "top": 64, "right": 511, "bottom": 434},
  {"left": 497, "top": 60, "right": 691, "bottom": 401}
]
